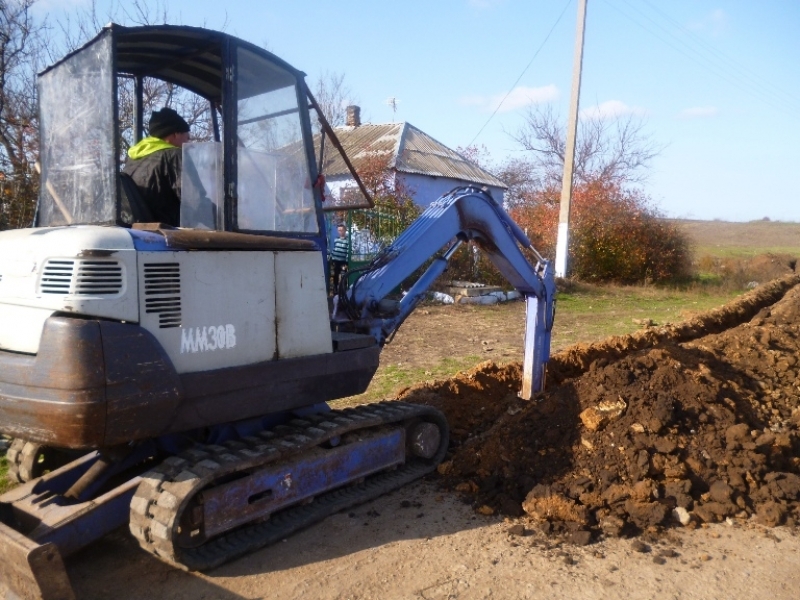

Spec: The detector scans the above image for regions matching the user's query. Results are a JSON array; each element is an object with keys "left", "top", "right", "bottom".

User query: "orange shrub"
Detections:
[{"left": 510, "top": 179, "right": 691, "bottom": 284}]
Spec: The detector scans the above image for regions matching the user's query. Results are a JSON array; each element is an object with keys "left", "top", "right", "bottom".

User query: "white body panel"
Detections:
[
  {"left": 0, "top": 304, "right": 55, "bottom": 354},
  {"left": 139, "top": 251, "right": 278, "bottom": 373},
  {"left": 0, "top": 226, "right": 333, "bottom": 369},
  {"left": 0, "top": 226, "right": 139, "bottom": 353},
  {"left": 275, "top": 252, "right": 333, "bottom": 359},
  {"left": 138, "top": 250, "right": 331, "bottom": 374}
]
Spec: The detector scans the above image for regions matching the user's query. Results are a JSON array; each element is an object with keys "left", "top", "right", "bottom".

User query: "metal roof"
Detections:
[{"left": 323, "top": 122, "right": 507, "bottom": 189}]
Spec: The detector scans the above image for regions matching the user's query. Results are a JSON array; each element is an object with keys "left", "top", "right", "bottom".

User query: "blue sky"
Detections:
[{"left": 38, "top": 0, "right": 800, "bottom": 222}]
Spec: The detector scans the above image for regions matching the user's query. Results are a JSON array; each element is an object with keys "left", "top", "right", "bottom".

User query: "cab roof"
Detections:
[{"left": 40, "top": 23, "right": 305, "bottom": 103}]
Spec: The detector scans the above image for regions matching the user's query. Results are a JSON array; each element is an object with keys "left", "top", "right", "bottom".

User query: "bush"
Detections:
[{"left": 509, "top": 179, "right": 692, "bottom": 285}]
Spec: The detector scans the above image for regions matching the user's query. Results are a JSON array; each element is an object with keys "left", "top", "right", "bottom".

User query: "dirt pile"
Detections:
[{"left": 398, "top": 274, "right": 800, "bottom": 540}]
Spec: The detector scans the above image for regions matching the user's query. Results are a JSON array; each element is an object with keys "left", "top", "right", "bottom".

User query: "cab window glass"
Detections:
[{"left": 236, "top": 47, "right": 316, "bottom": 233}]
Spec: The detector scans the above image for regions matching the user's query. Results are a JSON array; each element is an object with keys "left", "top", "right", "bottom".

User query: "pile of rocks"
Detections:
[{"left": 431, "top": 281, "right": 521, "bottom": 305}]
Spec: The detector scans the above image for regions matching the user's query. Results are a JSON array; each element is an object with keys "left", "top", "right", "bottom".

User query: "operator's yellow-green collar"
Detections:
[{"left": 127, "top": 136, "right": 177, "bottom": 159}]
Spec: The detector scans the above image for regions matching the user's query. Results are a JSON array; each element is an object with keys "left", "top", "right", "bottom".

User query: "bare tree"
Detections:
[
  {"left": 313, "top": 70, "right": 357, "bottom": 128},
  {"left": 493, "top": 156, "right": 540, "bottom": 208},
  {"left": 512, "top": 104, "right": 662, "bottom": 188},
  {"left": 56, "top": 0, "right": 214, "bottom": 153},
  {"left": 456, "top": 145, "right": 540, "bottom": 209},
  {"left": 56, "top": 0, "right": 172, "bottom": 50},
  {"left": 0, "top": 0, "right": 48, "bottom": 230}
]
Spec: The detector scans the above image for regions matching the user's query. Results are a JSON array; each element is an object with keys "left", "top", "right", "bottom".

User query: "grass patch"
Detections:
[
  {"left": 550, "top": 283, "right": 740, "bottom": 349},
  {"left": 0, "top": 454, "right": 10, "bottom": 495},
  {"left": 672, "top": 219, "right": 800, "bottom": 259},
  {"left": 343, "top": 356, "right": 483, "bottom": 406}
]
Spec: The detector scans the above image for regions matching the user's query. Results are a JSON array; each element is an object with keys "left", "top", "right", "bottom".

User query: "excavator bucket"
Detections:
[{"left": 0, "top": 522, "right": 75, "bottom": 600}]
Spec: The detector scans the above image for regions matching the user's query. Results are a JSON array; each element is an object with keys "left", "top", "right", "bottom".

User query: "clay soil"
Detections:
[
  {"left": 67, "top": 275, "right": 800, "bottom": 599},
  {"left": 406, "top": 274, "right": 800, "bottom": 536}
]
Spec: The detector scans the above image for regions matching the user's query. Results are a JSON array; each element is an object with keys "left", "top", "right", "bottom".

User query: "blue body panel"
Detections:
[{"left": 127, "top": 228, "right": 173, "bottom": 251}]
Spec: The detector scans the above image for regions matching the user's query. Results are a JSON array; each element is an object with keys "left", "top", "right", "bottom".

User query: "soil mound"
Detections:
[{"left": 398, "top": 274, "right": 800, "bottom": 540}]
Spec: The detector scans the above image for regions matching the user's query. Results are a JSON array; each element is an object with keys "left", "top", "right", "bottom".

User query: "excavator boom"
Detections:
[{"left": 338, "top": 186, "right": 555, "bottom": 397}]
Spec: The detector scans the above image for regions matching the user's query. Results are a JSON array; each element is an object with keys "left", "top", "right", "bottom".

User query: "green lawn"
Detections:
[
  {"left": 360, "top": 356, "right": 485, "bottom": 402},
  {"left": 551, "top": 283, "right": 741, "bottom": 348}
]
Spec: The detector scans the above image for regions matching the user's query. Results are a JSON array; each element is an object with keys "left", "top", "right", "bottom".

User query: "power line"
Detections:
[
  {"left": 468, "top": 0, "right": 574, "bottom": 147},
  {"left": 638, "top": 0, "right": 800, "bottom": 108},
  {"left": 601, "top": 0, "right": 800, "bottom": 117}
]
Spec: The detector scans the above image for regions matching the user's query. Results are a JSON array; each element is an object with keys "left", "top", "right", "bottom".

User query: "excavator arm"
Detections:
[{"left": 336, "top": 186, "right": 556, "bottom": 398}]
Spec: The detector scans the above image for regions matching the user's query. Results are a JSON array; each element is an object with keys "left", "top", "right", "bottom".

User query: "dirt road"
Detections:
[
  {"left": 68, "top": 480, "right": 800, "bottom": 599},
  {"left": 64, "top": 274, "right": 800, "bottom": 599}
]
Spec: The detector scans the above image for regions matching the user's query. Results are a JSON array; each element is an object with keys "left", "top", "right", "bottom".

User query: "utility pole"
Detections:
[{"left": 555, "top": 0, "right": 588, "bottom": 278}]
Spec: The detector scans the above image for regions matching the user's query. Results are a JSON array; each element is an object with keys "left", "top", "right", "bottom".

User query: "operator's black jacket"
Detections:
[{"left": 123, "top": 142, "right": 182, "bottom": 226}]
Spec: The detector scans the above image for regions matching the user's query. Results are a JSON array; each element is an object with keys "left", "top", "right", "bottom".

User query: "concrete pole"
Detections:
[{"left": 555, "top": 0, "right": 588, "bottom": 278}]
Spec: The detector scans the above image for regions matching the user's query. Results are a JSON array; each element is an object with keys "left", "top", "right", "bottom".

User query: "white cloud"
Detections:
[
  {"left": 459, "top": 84, "right": 559, "bottom": 113},
  {"left": 580, "top": 100, "right": 646, "bottom": 120},
  {"left": 678, "top": 106, "right": 719, "bottom": 119}
]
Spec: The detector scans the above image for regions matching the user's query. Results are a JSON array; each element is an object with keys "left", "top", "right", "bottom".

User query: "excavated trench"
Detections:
[{"left": 399, "top": 274, "right": 800, "bottom": 540}]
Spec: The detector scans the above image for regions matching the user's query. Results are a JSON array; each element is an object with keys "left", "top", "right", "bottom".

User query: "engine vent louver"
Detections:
[
  {"left": 40, "top": 259, "right": 124, "bottom": 295},
  {"left": 144, "top": 263, "right": 182, "bottom": 329},
  {"left": 75, "top": 261, "right": 123, "bottom": 295},
  {"left": 40, "top": 259, "right": 75, "bottom": 294},
  {"left": 41, "top": 260, "right": 75, "bottom": 294}
]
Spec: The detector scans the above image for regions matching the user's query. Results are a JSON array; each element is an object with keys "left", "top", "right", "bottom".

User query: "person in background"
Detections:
[
  {"left": 330, "top": 223, "right": 350, "bottom": 291},
  {"left": 123, "top": 107, "right": 191, "bottom": 226}
]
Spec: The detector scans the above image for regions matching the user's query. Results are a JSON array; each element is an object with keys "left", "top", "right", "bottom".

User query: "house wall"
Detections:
[
  {"left": 399, "top": 174, "right": 505, "bottom": 208},
  {"left": 324, "top": 175, "right": 505, "bottom": 211}
]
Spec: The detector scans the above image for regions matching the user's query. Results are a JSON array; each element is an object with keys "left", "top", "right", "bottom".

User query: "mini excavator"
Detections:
[{"left": 0, "top": 25, "right": 555, "bottom": 600}]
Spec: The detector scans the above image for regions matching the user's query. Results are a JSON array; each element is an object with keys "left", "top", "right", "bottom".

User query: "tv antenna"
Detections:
[{"left": 385, "top": 97, "right": 401, "bottom": 121}]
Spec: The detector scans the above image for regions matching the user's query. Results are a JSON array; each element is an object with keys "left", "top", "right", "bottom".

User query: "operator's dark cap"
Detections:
[{"left": 148, "top": 107, "right": 190, "bottom": 139}]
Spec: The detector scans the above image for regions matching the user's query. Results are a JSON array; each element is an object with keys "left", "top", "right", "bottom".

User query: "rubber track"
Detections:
[
  {"left": 129, "top": 401, "right": 448, "bottom": 571},
  {"left": 5, "top": 438, "right": 26, "bottom": 483},
  {"left": 5, "top": 440, "right": 77, "bottom": 483}
]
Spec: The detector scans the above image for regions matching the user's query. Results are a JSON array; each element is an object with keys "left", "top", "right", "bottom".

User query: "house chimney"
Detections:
[{"left": 346, "top": 105, "right": 361, "bottom": 127}]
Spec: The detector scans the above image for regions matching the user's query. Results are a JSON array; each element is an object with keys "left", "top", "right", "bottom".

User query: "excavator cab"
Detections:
[{"left": 36, "top": 23, "right": 367, "bottom": 235}]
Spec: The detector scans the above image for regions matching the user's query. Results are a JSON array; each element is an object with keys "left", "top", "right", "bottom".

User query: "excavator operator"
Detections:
[{"left": 123, "top": 107, "right": 191, "bottom": 226}]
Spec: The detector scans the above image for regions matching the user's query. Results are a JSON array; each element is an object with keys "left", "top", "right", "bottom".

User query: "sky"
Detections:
[{"left": 36, "top": 0, "right": 800, "bottom": 222}]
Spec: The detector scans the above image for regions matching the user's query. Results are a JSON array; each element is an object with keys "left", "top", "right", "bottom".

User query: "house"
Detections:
[{"left": 321, "top": 106, "right": 507, "bottom": 210}]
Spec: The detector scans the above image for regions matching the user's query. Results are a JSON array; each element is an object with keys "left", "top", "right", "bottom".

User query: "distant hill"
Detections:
[{"left": 669, "top": 219, "right": 800, "bottom": 258}]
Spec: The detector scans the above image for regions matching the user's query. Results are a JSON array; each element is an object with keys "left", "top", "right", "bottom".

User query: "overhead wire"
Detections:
[
  {"left": 638, "top": 0, "right": 800, "bottom": 109},
  {"left": 601, "top": 0, "right": 800, "bottom": 117},
  {"left": 468, "top": 0, "right": 574, "bottom": 147},
  {"left": 469, "top": 1, "right": 800, "bottom": 151}
]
